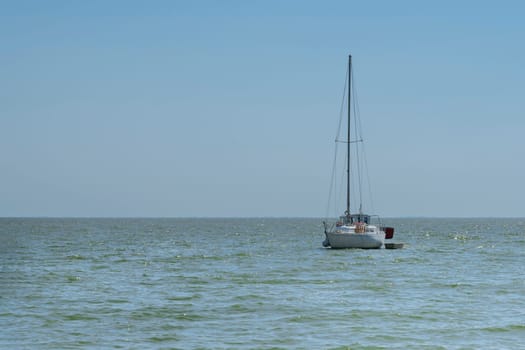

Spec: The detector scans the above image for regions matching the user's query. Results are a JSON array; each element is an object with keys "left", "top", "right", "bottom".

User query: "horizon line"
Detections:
[{"left": 1, "top": 216, "right": 524, "bottom": 219}]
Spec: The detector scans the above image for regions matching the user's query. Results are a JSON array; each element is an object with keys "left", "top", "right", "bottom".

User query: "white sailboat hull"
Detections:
[{"left": 324, "top": 230, "right": 385, "bottom": 249}]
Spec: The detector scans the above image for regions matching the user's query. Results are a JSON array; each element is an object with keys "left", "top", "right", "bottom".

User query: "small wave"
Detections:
[
  {"left": 148, "top": 335, "right": 179, "bottom": 342},
  {"left": 233, "top": 293, "right": 267, "bottom": 301},
  {"left": 66, "top": 275, "right": 81, "bottom": 282},
  {"left": 483, "top": 324, "right": 525, "bottom": 332},
  {"left": 227, "top": 303, "right": 255, "bottom": 313},
  {"left": 430, "top": 281, "right": 474, "bottom": 289},
  {"left": 174, "top": 312, "right": 205, "bottom": 321},
  {"left": 393, "top": 256, "right": 427, "bottom": 264},
  {"left": 130, "top": 306, "right": 205, "bottom": 321},
  {"left": 166, "top": 294, "right": 200, "bottom": 301},
  {"left": 66, "top": 254, "right": 86, "bottom": 260},
  {"left": 106, "top": 298, "right": 129, "bottom": 304},
  {"left": 63, "top": 313, "right": 99, "bottom": 321},
  {"left": 286, "top": 314, "right": 320, "bottom": 323},
  {"left": 91, "top": 264, "right": 110, "bottom": 270}
]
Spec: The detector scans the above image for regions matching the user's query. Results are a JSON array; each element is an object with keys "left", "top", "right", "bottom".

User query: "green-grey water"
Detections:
[{"left": 1, "top": 218, "right": 524, "bottom": 349}]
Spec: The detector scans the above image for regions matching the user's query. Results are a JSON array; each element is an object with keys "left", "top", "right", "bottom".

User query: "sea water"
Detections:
[{"left": 1, "top": 218, "right": 524, "bottom": 349}]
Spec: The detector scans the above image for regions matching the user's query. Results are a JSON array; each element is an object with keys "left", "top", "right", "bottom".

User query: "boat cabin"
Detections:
[{"left": 339, "top": 214, "right": 371, "bottom": 225}]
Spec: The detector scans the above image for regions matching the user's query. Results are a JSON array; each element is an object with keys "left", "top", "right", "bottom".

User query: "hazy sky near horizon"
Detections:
[{"left": 2, "top": 0, "right": 524, "bottom": 217}]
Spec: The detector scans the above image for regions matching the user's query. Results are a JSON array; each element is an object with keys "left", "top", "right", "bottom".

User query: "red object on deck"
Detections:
[{"left": 384, "top": 227, "right": 394, "bottom": 239}]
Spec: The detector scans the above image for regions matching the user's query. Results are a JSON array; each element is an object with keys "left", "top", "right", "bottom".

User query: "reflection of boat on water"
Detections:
[{"left": 322, "top": 55, "right": 394, "bottom": 249}]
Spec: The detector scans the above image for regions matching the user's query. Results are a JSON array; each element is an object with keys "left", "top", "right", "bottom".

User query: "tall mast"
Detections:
[{"left": 346, "top": 54, "right": 352, "bottom": 217}]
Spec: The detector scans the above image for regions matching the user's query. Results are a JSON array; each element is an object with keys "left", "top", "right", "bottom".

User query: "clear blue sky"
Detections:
[{"left": 1, "top": 0, "right": 524, "bottom": 217}]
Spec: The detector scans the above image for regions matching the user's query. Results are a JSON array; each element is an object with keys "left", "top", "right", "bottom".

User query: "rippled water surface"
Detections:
[{"left": 1, "top": 218, "right": 524, "bottom": 349}]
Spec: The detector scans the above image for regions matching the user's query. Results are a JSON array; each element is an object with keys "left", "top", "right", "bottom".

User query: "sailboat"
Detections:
[{"left": 322, "top": 55, "right": 394, "bottom": 249}]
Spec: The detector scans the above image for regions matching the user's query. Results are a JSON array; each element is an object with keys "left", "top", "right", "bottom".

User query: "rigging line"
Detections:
[
  {"left": 327, "top": 143, "right": 348, "bottom": 219},
  {"left": 336, "top": 151, "right": 347, "bottom": 216},
  {"left": 335, "top": 64, "right": 349, "bottom": 143},
  {"left": 352, "top": 69, "right": 375, "bottom": 215},
  {"left": 362, "top": 142, "right": 376, "bottom": 215},
  {"left": 326, "top": 63, "right": 349, "bottom": 219},
  {"left": 337, "top": 156, "right": 344, "bottom": 216},
  {"left": 325, "top": 140, "right": 339, "bottom": 219}
]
